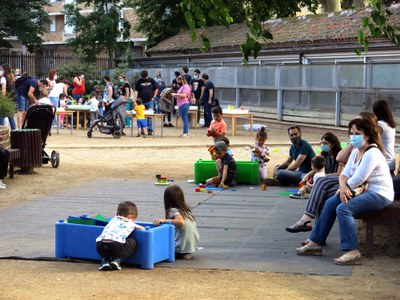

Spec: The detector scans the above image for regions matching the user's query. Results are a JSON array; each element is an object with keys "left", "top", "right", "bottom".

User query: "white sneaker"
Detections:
[{"left": 0, "top": 182, "right": 6, "bottom": 190}]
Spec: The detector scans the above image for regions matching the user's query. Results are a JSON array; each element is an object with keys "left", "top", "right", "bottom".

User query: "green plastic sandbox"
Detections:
[{"left": 194, "top": 160, "right": 259, "bottom": 185}]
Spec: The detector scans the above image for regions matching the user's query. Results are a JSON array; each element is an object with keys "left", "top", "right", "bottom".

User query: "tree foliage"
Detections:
[
  {"left": 0, "top": 0, "right": 49, "bottom": 53},
  {"left": 357, "top": 0, "right": 400, "bottom": 55},
  {"left": 133, "top": 0, "right": 320, "bottom": 62},
  {"left": 63, "top": 0, "right": 132, "bottom": 62}
]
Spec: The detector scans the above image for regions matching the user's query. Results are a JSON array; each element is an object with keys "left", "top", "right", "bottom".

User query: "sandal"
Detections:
[
  {"left": 285, "top": 220, "right": 312, "bottom": 233},
  {"left": 334, "top": 252, "right": 361, "bottom": 265},
  {"left": 301, "top": 239, "right": 310, "bottom": 246},
  {"left": 296, "top": 243, "right": 322, "bottom": 256}
]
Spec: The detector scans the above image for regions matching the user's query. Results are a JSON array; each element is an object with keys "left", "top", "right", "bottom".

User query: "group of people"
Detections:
[
  {"left": 251, "top": 99, "right": 397, "bottom": 266},
  {"left": 96, "top": 185, "right": 199, "bottom": 270},
  {"left": 137, "top": 67, "right": 217, "bottom": 138}
]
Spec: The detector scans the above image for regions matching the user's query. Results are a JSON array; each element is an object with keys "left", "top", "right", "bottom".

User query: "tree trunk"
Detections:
[
  {"left": 320, "top": 0, "right": 341, "bottom": 12},
  {"left": 352, "top": 0, "right": 368, "bottom": 8}
]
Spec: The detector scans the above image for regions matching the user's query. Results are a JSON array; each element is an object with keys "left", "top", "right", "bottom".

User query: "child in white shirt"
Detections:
[
  {"left": 96, "top": 201, "right": 145, "bottom": 271},
  {"left": 290, "top": 156, "right": 325, "bottom": 199},
  {"left": 88, "top": 91, "right": 99, "bottom": 126}
]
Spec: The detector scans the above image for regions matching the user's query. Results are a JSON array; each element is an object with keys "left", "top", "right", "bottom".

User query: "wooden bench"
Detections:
[
  {"left": 357, "top": 200, "right": 400, "bottom": 258},
  {"left": 5, "top": 148, "right": 21, "bottom": 178}
]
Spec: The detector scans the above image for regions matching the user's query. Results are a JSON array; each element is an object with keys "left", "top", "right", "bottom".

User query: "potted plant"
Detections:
[{"left": 0, "top": 93, "right": 16, "bottom": 118}]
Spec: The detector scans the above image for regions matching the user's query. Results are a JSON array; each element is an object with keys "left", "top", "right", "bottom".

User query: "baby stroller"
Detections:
[
  {"left": 87, "top": 97, "right": 126, "bottom": 139},
  {"left": 23, "top": 104, "right": 60, "bottom": 168}
]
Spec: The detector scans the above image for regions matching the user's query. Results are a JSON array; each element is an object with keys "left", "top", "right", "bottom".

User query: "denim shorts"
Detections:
[
  {"left": 16, "top": 96, "right": 28, "bottom": 111},
  {"left": 137, "top": 119, "right": 147, "bottom": 128}
]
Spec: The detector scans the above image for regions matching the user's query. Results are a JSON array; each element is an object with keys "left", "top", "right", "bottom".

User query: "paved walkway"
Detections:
[{"left": 0, "top": 179, "right": 351, "bottom": 276}]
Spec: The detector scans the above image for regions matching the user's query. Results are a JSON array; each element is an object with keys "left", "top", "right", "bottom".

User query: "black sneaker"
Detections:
[
  {"left": 289, "top": 192, "right": 303, "bottom": 199},
  {"left": 168, "top": 123, "right": 174, "bottom": 127},
  {"left": 110, "top": 257, "right": 122, "bottom": 270},
  {"left": 99, "top": 258, "right": 112, "bottom": 271},
  {"left": 163, "top": 124, "right": 169, "bottom": 127},
  {"left": 121, "top": 131, "right": 126, "bottom": 136},
  {"left": 148, "top": 130, "right": 153, "bottom": 135}
]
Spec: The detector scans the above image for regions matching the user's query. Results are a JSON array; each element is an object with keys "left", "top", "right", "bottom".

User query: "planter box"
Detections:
[
  {"left": 194, "top": 160, "right": 259, "bottom": 185},
  {"left": 55, "top": 217, "right": 175, "bottom": 269}
]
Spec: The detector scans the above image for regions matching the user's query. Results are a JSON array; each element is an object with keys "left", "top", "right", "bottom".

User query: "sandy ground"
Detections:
[{"left": 0, "top": 123, "right": 399, "bottom": 299}]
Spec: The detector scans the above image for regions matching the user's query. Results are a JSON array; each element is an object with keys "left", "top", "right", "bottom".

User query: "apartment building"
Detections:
[{"left": 2, "top": 0, "right": 147, "bottom": 58}]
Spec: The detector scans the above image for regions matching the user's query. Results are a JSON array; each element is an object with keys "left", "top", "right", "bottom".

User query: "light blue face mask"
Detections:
[
  {"left": 321, "top": 144, "right": 330, "bottom": 152},
  {"left": 119, "top": 79, "right": 124, "bottom": 83},
  {"left": 350, "top": 134, "right": 365, "bottom": 149}
]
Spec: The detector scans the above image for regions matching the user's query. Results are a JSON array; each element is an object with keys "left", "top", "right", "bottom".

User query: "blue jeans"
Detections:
[
  {"left": 73, "top": 94, "right": 83, "bottom": 101},
  {"left": 143, "top": 101, "right": 154, "bottom": 131},
  {"left": 49, "top": 96, "right": 59, "bottom": 125},
  {"left": 310, "top": 192, "right": 392, "bottom": 251},
  {"left": 204, "top": 102, "right": 212, "bottom": 127},
  {"left": 179, "top": 103, "right": 190, "bottom": 134},
  {"left": 0, "top": 116, "right": 16, "bottom": 130},
  {"left": 276, "top": 169, "right": 304, "bottom": 186}
]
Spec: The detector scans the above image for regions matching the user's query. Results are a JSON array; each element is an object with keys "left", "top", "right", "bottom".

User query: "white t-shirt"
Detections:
[
  {"left": 313, "top": 171, "right": 325, "bottom": 184},
  {"left": 96, "top": 216, "right": 140, "bottom": 244},
  {"left": 341, "top": 147, "right": 394, "bottom": 201},
  {"left": 378, "top": 120, "right": 396, "bottom": 170},
  {"left": 38, "top": 97, "right": 52, "bottom": 105},
  {"left": 48, "top": 83, "right": 65, "bottom": 98},
  {"left": 89, "top": 97, "right": 99, "bottom": 112},
  {"left": 0, "top": 76, "right": 6, "bottom": 91}
]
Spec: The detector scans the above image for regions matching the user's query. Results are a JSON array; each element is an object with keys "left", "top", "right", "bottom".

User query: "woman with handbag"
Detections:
[{"left": 295, "top": 118, "right": 394, "bottom": 265}]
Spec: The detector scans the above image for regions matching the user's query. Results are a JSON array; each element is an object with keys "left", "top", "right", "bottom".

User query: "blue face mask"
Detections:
[
  {"left": 350, "top": 135, "right": 365, "bottom": 148},
  {"left": 193, "top": 75, "right": 199, "bottom": 80},
  {"left": 321, "top": 144, "right": 330, "bottom": 152},
  {"left": 119, "top": 79, "right": 124, "bottom": 83}
]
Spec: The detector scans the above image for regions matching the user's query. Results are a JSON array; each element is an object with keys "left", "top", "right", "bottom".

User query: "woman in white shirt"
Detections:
[
  {"left": 373, "top": 99, "right": 396, "bottom": 174},
  {"left": 295, "top": 118, "right": 393, "bottom": 265}
]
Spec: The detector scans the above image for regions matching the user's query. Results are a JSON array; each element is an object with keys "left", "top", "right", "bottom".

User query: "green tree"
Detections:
[
  {"left": 0, "top": 0, "right": 49, "bottom": 53},
  {"left": 357, "top": 0, "right": 400, "bottom": 55},
  {"left": 63, "top": 0, "right": 132, "bottom": 63},
  {"left": 133, "top": 0, "right": 320, "bottom": 62}
]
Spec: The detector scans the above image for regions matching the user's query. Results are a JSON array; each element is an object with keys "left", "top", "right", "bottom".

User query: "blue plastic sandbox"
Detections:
[{"left": 55, "top": 217, "right": 175, "bottom": 269}]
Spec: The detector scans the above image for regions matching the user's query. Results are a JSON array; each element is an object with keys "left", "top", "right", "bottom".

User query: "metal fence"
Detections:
[
  {"left": 0, "top": 53, "right": 115, "bottom": 79},
  {"left": 130, "top": 63, "right": 400, "bottom": 130},
  {"left": 1, "top": 53, "right": 399, "bottom": 129}
]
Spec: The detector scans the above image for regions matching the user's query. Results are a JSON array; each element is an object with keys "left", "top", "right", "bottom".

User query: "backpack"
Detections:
[{"left": 110, "top": 83, "right": 119, "bottom": 100}]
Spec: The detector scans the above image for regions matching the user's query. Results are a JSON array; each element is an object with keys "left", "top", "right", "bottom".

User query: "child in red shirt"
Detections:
[{"left": 206, "top": 106, "right": 226, "bottom": 141}]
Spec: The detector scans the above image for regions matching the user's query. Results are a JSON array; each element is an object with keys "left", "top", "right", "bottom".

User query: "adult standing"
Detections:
[
  {"left": 46, "top": 69, "right": 57, "bottom": 90},
  {"left": 118, "top": 74, "right": 132, "bottom": 128},
  {"left": 48, "top": 80, "right": 70, "bottom": 126},
  {"left": 372, "top": 99, "right": 396, "bottom": 174},
  {"left": 134, "top": 70, "right": 157, "bottom": 135},
  {"left": 103, "top": 75, "right": 115, "bottom": 113},
  {"left": 0, "top": 65, "right": 16, "bottom": 130},
  {"left": 72, "top": 70, "right": 85, "bottom": 102},
  {"left": 0, "top": 134, "right": 9, "bottom": 190},
  {"left": 296, "top": 118, "right": 393, "bottom": 265},
  {"left": 268, "top": 125, "right": 315, "bottom": 186},
  {"left": 154, "top": 72, "right": 166, "bottom": 113},
  {"left": 190, "top": 69, "right": 204, "bottom": 125},
  {"left": 171, "top": 75, "right": 191, "bottom": 138},
  {"left": 15, "top": 74, "right": 42, "bottom": 128},
  {"left": 159, "top": 87, "right": 174, "bottom": 127},
  {"left": 200, "top": 73, "right": 214, "bottom": 128},
  {"left": 181, "top": 66, "right": 192, "bottom": 84}
]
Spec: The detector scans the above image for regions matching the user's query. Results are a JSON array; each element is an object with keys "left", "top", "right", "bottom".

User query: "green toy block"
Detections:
[{"left": 194, "top": 160, "right": 259, "bottom": 185}]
